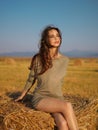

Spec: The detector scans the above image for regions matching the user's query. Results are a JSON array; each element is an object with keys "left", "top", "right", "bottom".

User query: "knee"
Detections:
[
  {"left": 66, "top": 102, "right": 72, "bottom": 107},
  {"left": 64, "top": 101, "right": 73, "bottom": 110}
]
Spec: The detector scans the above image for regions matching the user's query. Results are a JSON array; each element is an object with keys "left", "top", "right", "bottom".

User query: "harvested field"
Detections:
[{"left": 0, "top": 57, "right": 98, "bottom": 130}]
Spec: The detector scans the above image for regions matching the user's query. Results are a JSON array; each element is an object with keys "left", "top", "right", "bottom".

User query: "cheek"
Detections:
[{"left": 48, "top": 39, "right": 54, "bottom": 44}]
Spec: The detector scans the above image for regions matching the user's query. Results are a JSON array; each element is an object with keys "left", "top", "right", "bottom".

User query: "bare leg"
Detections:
[
  {"left": 52, "top": 112, "right": 69, "bottom": 130},
  {"left": 36, "top": 97, "right": 78, "bottom": 130}
]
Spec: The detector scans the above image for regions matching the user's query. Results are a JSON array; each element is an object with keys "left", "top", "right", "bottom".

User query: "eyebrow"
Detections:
[{"left": 48, "top": 33, "right": 60, "bottom": 36}]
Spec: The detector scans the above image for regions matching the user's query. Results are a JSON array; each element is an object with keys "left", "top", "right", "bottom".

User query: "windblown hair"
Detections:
[{"left": 29, "top": 25, "right": 62, "bottom": 75}]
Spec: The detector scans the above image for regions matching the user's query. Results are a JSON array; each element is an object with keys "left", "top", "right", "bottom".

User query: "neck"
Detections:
[{"left": 49, "top": 48, "right": 59, "bottom": 59}]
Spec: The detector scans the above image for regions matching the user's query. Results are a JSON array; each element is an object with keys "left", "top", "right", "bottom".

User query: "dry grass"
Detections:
[
  {"left": 0, "top": 57, "right": 98, "bottom": 130},
  {"left": 0, "top": 93, "right": 97, "bottom": 130},
  {"left": 0, "top": 94, "right": 55, "bottom": 130}
]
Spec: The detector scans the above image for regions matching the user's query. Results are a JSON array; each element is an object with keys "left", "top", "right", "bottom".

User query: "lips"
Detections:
[{"left": 55, "top": 41, "right": 59, "bottom": 44}]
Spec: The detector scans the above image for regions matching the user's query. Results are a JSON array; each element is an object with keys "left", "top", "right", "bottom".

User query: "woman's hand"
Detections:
[
  {"left": 14, "top": 89, "right": 28, "bottom": 102},
  {"left": 14, "top": 96, "right": 23, "bottom": 102}
]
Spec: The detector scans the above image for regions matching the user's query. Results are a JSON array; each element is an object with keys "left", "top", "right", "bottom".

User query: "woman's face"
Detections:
[{"left": 47, "top": 29, "right": 61, "bottom": 48}]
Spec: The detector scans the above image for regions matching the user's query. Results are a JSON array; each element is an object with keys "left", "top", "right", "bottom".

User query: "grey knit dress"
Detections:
[{"left": 24, "top": 55, "right": 69, "bottom": 108}]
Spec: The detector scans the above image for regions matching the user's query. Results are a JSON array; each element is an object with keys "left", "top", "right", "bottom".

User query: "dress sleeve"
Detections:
[{"left": 23, "top": 69, "right": 36, "bottom": 91}]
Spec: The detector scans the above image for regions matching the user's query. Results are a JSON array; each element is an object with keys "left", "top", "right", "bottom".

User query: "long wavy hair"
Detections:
[{"left": 29, "top": 25, "right": 62, "bottom": 75}]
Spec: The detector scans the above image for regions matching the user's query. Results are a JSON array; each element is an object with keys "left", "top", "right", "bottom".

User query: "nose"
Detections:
[{"left": 54, "top": 36, "right": 59, "bottom": 40}]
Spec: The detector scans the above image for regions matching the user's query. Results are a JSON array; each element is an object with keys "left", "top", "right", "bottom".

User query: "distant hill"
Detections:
[
  {"left": 0, "top": 50, "right": 98, "bottom": 57},
  {"left": 63, "top": 50, "right": 98, "bottom": 58},
  {"left": 0, "top": 52, "right": 35, "bottom": 57}
]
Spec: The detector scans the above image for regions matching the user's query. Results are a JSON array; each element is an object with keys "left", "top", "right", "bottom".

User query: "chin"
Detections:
[
  {"left": 52, "top": 43, "right": 60, "bottom": 47},
  {"left": 54, "top": 44, "right": 61, "bottom": 47}
]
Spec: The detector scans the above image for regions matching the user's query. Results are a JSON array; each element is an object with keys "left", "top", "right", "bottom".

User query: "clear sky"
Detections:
[{"left": 0, "top": 0, "right": 98, "bottom": 53}]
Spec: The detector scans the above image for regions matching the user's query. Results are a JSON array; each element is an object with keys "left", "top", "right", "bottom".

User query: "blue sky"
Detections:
[{"left": 0, "top": 0, "right": 98, "bottom": 53}]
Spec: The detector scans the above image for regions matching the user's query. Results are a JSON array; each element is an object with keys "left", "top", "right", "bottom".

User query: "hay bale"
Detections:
[
  {"left": 77, "top": 99, "right": 98, "bottom": 130},
  {"left": 4, "top": 58, "right": 16, "bottom": 65},
  {"left": 0, "top": 95, "right": 55, "bottom": 130},
  {"left": 4, "top": 109, "right": 55, "bottom": 130},
  {"left": 74, "top": 59, "right": 83, "bottom": 66},
  {"left": 64, "top": 94, "right": 98, "bottom": 130},
  {"left": 0, "top": 94, "right": 98, "bottom": 130},
  {"left": 96, "top": 117, "right": 98, "bottom": 130}
]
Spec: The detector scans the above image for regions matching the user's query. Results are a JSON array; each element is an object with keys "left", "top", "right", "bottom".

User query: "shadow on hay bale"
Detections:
[
  {"left": 6, "top": 91, "right": 35, "bottom": 108},
  {"left": 0, "top": 92, "right": 98, "bottom": 130}
]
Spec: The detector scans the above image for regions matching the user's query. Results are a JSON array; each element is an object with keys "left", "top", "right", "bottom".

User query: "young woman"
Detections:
[{"left": 15, "top": 25, "right": 79, "bottom": 130}]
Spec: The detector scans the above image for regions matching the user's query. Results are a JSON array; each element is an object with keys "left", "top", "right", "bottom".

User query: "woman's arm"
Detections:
[
  {"left": 15, "top": 69, "right": 36, "bottom": 102},
  {"left": 14, "top": 89, "right": 28, "bottom": 102}
]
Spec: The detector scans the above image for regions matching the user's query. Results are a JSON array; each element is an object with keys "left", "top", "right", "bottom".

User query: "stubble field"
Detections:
[{"left": 0, "top": 57, "right": 98, "bottom": 130}]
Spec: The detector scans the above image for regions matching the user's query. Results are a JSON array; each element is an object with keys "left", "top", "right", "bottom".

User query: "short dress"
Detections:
[{"left": 23, "top": 54, "right": 69, "bottom": 109}]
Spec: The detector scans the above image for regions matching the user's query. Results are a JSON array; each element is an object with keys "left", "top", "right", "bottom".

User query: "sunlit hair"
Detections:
[{"left": 29, "top": 25, "right": 62, "bottom": 75}]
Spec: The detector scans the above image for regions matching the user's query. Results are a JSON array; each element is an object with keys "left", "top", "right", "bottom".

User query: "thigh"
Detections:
[{"left": 35, "top": 97, "right": 65, "bottom": 113}]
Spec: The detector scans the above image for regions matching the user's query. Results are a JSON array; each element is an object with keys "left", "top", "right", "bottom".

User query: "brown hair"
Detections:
[{"left": 29, "top": 25, "right": 62, "bottom": 75}]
